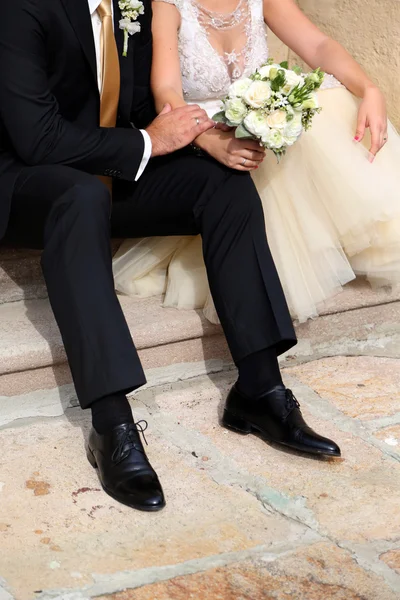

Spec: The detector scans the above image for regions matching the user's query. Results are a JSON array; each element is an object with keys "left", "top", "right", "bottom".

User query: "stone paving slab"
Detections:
[
  {"left": 1, "top": 357, "right": 400, "bottom": 599},
  {"left": 381, "top": 550, "right": 400, "bottom": 575},
  {"left": 287, "top": 356, "right": 400, "bottom": 420},
  {"left": 143, "top": 369, "right": 400, "bottom": 544},
  {"left": 374, "top": 425, "right": 400, "bottom": 457},
  {"left": 98, "top": 542, "right": 399, "bottom": 600},
  {"left": 0, "top": 408, "right": 312, "bottom": 600}
]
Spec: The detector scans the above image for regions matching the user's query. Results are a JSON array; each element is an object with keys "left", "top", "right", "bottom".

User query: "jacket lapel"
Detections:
[
  {"left": 60, "top": 0, "right": 98, "bottom": 86},
  {"left": 113, "top": 0, "right": 135, "bottom": 123}
]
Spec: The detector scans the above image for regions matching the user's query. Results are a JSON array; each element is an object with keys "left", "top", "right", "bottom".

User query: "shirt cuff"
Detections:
[{"left": 135, "top": 130, "right": 152, "bottom": 181}]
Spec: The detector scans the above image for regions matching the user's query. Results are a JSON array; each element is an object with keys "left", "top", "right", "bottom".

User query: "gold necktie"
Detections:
[{"left": 97, "top": 0, "right": 121, "bottom": 193}]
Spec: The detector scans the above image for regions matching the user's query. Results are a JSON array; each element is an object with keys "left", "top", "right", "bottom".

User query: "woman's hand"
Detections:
[
  {"left": 214, "top": 122, "right": 233, "bottom": 132},
  {"left": 196, "top": 129, "right": 265, "bottom": 171},
  {"left": 355, "top": 86, "right": 388, "bottom": 162}
]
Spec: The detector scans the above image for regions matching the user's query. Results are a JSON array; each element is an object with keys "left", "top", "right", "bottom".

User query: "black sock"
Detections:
[
  {"left": 91, "top": 393, "right": 134, "bottom": 434},
  {"left": 237, "top": 347, "right": 283, "bottom": 399}
]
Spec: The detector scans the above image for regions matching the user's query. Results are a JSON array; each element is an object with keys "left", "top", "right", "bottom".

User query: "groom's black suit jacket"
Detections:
[{"left": 0, "top": 0, "right": 155, "bottom": 239}]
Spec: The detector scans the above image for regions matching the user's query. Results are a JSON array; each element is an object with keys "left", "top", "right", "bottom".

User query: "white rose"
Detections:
[
  {"left": 302, "top": 93, "right": 319, "bottom": 110},
  {"left": 244, "top": 110, "right": 270, "bottom": 139},
  {"left": 224, "top": 98, "right": 248, "bottom": 125},
  {"left": 257, "top": 64, "right": 280, "bottom": 79},
  {"left": 228, "top": 78, "right": 253, "bottom": 99},
  {"left": 281, "top": 71, "right": 305, "bottom": 95},
  {"left": 283, "top": 113, "right": 303, "bottom": 140},
  {"left": 243, "top": 81, "right": 272, "bottom": 109},
  {"left": 282, "top": 135, "right": 296, "bottom": 146},
  {"left": 266, "top": 110, "right": 287, "bottom": 130},
  {"left": 262, "top": 128, "right": 285, "bottom": 150}
]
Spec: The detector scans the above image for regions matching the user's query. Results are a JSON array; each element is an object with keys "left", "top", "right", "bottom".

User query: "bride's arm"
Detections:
[
  {"left": 263, "top": 0, "right": 388, "bottom": 157},
  {"left": 151, "top": 3, "right": 186, "bottom": 113},
  {"left": 151, "top": 2, "right": 265, "bottom": 170}
]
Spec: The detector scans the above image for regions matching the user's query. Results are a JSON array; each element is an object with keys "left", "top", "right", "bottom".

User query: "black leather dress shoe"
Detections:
[
  {"left": 87, "top": 421, "right": 166, "bottom": 511},
  {"left": 222, "top": 385, "right": 341, "bottom": 457}
]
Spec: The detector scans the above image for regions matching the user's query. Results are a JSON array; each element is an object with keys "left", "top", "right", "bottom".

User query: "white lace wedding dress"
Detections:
[{"left": 113, "top": 0, "right": 400, "bottom": 323}]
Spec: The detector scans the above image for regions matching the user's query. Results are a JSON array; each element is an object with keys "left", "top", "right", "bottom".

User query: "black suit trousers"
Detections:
[{"left": 6, "top": 152, "right": 296, "bottom": 408}]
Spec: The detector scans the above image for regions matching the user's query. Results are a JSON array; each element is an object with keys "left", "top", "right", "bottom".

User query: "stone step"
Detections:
[
  {"left": 0, "top": 294, "right": 232, "bottom": 398},
  {"left": 1, "top": 278, "right": 398, "bottom": 378},
  {"left": 0, "top": 294, "right": 229, "bottom": 376},
  {"left": 2, "top": 246, "right": 400, "bottom": 311},
  {"left": 1, "top": 246, "right": 400, "bottom": 401},
  {"left": 0, "top": 247, "right": 46, "bottom": 304},
  {"left": 0, "top": 243, "right": 121, "bottom": 304},
  {"left": 320, "top": 278, "right": 400, "bottom": 315},
  {"left": 1, "top": 282, "right": 400, "bottom": 403}
]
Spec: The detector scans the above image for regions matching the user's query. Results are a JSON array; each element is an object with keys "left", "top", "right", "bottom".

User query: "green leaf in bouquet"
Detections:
[
  {"left": 272, "top": 147, "right": 287, "bottom": 163},
  {"left": 270, "top": 70, "right": 286, "bottom": 91},
  {"left": 235, "top": 124, "right": 255, "bottom": 140},
  {"left": 279, "top": 61, "right": 289, "bottom": 70},
  {"left": 292, "top": 65, "right": 302, "bottom": 75},
  {"left": 212, "top": 111, "right": 228, "bottom": 123},
  {"left": 289, "top": 83, "right": 313, "bottom": 104},
  {"left": 289, "top": 85, "right": 305, "bottom": 102}
]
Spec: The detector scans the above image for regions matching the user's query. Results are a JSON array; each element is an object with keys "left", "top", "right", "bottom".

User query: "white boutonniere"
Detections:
[{"left": 118, "top": 0, "right": 144, "bottom": 57}]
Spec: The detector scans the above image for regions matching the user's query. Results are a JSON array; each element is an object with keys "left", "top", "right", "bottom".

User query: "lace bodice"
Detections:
[
  {"left": 153, "top": 0, "right": 341, "bottom": 114},
  {"left": 154, "top": 0, "right": 269, "bottom": 103}
]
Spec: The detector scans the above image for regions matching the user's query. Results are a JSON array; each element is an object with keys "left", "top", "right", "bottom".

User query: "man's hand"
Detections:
[{"left": 146, "top": 104, "right": 215, "bottom": 157}]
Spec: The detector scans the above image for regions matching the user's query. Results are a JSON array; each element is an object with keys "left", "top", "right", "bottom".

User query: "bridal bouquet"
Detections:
[{"left": 213, "top": 60, "right": 325, "bottom": 159}]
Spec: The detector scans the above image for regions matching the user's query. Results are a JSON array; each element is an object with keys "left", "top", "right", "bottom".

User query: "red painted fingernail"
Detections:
[{"left": 354, "top": 136, "right": 360, "bottom": 142}]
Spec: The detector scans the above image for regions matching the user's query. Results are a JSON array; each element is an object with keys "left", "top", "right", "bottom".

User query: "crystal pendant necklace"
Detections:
[{"left": 193, "top": 0, "right": 251, "bottom": 80}]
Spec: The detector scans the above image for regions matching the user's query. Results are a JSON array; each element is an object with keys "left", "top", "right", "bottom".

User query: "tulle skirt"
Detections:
[{"left": 113, "top": 86, "right": 400, "bottom": 323}]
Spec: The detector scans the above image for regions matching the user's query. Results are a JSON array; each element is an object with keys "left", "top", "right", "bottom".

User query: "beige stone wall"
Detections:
[{"left": 268, "top": 0, "right": 400, "bottom": 129}]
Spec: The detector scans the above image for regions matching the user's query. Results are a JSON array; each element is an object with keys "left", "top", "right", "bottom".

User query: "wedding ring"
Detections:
[
  {"left": 195, "top": 117, "right": 200, "bottom": 126},
  {"left": 242, "top": 158, "right": 247, "bottom": 166}
]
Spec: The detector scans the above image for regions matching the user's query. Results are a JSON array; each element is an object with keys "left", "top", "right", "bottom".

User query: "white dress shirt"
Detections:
[{"left": 88, "top": 0, "right": 151, "bottom": 180}]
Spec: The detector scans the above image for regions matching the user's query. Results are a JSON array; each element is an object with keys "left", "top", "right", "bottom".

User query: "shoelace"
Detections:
[
  {"left": 111, "top": 420, "right": 149, "bottom": 464},
  {"left": 285, "top": 389, "right": 301, "bottom": 414}
]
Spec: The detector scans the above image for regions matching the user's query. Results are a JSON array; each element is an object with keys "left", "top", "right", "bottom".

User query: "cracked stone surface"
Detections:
[
  {"left": 287, "top": 356, "right": 400, "bottom": 421},
  {"left": 373, "top": 425, "right": 400, "bottom": 456},
  {"left": 380, "top": 550, "right": 400, "bottom": 575},
  {"left": 1, "top": 356, "right": 400, "bottom": 599},
  {"left": 98, "top": 542, "right": 399, "bottom": 600}
]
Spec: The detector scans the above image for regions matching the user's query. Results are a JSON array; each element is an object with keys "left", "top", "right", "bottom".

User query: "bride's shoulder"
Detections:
[
  {"left": 152, "top": 0, "right": 189, "bottom": 20},
  {"left": 152, "top": 0, "right": 182, "bottom": 6}
]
